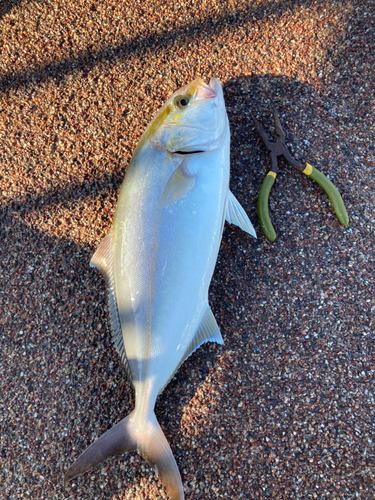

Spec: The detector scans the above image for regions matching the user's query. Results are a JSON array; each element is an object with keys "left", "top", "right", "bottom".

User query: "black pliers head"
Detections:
[{"left": 252, "top": 109, "right": 349, "bottom": 241}]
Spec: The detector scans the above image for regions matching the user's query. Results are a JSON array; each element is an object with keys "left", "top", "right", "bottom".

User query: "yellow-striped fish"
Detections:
[{"left": 65, "top": 78, "right": 256, "bottom": 499}]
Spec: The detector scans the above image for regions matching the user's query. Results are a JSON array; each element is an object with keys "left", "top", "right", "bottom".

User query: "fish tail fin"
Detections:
[
  {"left": 137, "top": 412, "right": 184, "bottom": 500},
  {"left": 64, "top": 410, "right": 184, "bottom": 500},
  {"left": 64, "top": 412, "right": 136, "bottom": 485}
]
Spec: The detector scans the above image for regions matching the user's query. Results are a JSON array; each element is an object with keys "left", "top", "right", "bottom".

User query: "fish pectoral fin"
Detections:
[
  {"left": 161, "top": 159, "right": 196, "bottom": 207},
  {"left": 65, "top": 411, "right": 184, "bottom": 500},
  {"left": 225, "top": 190, "right": 257, "bottom": 238}
]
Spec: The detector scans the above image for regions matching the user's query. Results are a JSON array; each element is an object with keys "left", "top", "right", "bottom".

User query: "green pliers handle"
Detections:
[
  {"left": 258, "top": 163, "right": 349, "bottom": 242},
  {"left": 257, "top": 171, "right": 277, "bottom": 242}
]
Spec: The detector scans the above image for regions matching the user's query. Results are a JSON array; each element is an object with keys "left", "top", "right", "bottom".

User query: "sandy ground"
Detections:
[{"left": 0, "top": 0, "right": 374, "bottom": 499}]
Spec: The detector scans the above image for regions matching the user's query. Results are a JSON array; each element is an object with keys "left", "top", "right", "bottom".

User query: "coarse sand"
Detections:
[{"left": 0, "top": 0, "right": 374, "bottom": 499}]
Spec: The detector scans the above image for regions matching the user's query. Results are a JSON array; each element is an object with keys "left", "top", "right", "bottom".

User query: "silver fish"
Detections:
[{"left": 64, "top": 78, "right": 256, "bottom": 499}]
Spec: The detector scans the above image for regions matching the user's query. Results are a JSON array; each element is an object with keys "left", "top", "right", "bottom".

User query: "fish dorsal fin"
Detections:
[
  {"left": 161, "top": 159, "right": 196, "bottom": 207},
  {"left": 90, "top": 233, "right": 133, "bottom": 385},
  {"left": 225, "top": 190, "right": 257, "bottom": 238},
  {"left": 159, "top": 306, "right": 223, "bottom": 394},
  {"left": 90, "top": 233, "right": 112, "bottom": 281}
]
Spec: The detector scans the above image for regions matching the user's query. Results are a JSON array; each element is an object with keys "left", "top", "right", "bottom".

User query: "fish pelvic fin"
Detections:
[{"left": 64, "top": 410, "right": 184, "bottom": 500}]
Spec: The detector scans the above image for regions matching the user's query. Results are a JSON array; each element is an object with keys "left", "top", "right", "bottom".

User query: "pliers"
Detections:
[{"left": 252, "top": 108, "right": 349, "bottom": 242}]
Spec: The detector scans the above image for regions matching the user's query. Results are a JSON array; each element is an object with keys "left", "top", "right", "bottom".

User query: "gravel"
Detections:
[{"left": 0, "top": 0, "right": 374, "bottom": 499}]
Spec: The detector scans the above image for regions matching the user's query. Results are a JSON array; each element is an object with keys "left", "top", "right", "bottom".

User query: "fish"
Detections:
[{"left": 64, "top": 78, "right": 256, "bottom": 500}]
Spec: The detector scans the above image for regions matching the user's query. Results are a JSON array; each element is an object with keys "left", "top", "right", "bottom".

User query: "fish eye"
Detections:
[{"left": 173, "top": 95, "right": 190, "bottom": 108}]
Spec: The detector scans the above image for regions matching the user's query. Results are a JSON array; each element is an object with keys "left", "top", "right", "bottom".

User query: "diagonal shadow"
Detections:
[
  {"left": 0, "top": 0, "right": 28, "bottom": 19},
  {"left": 0, "top": 72, "right": 366, "bottom": 223},
  {"left": 0, "top": 166, "right": 124, "bottom": 217},
  {"left": 0, "top": 0, "right": 326, "bottom": 94},
  {"left": 0, "top": 0, "right": 45, "bottom": 20}
]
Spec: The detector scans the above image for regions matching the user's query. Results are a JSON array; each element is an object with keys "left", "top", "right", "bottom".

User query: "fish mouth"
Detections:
[
  {"left": 196, "top": 79, "right": 217, "bottom": 99},
  {"left": 174, "top": 150, "right": 205, "bottom": 155},
  {"left": 208, "top": 77, "right": 222, "bottom": 96}
]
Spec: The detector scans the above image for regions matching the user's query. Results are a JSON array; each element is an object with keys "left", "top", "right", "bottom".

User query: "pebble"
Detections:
[{"left": 0, "top": 1, "right": 374, "bottom": 499}]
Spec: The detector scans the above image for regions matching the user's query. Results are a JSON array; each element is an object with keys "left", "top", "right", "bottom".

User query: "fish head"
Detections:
[{"left": 150, "top": 78, "right": 228, "bottom": 154}]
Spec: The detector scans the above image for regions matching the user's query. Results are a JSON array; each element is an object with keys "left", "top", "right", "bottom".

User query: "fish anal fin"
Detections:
[
  {"left": 225, "top": 190, "right": 257, "bottom": 238},
  {"left": 90, "top": 233, "right": 133, "bottom": 385},
  {"left": 161, "top": 159, "right": 196, "bottom": 207},
  {"left": 182, "top": 306, "right": 224, "bottom": 365},
  {"left": 193, "top": 306, "right": 224, "bottom": 350},
  {"left": 160, "top": 307, "right": 223, "bottom": 394}
]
